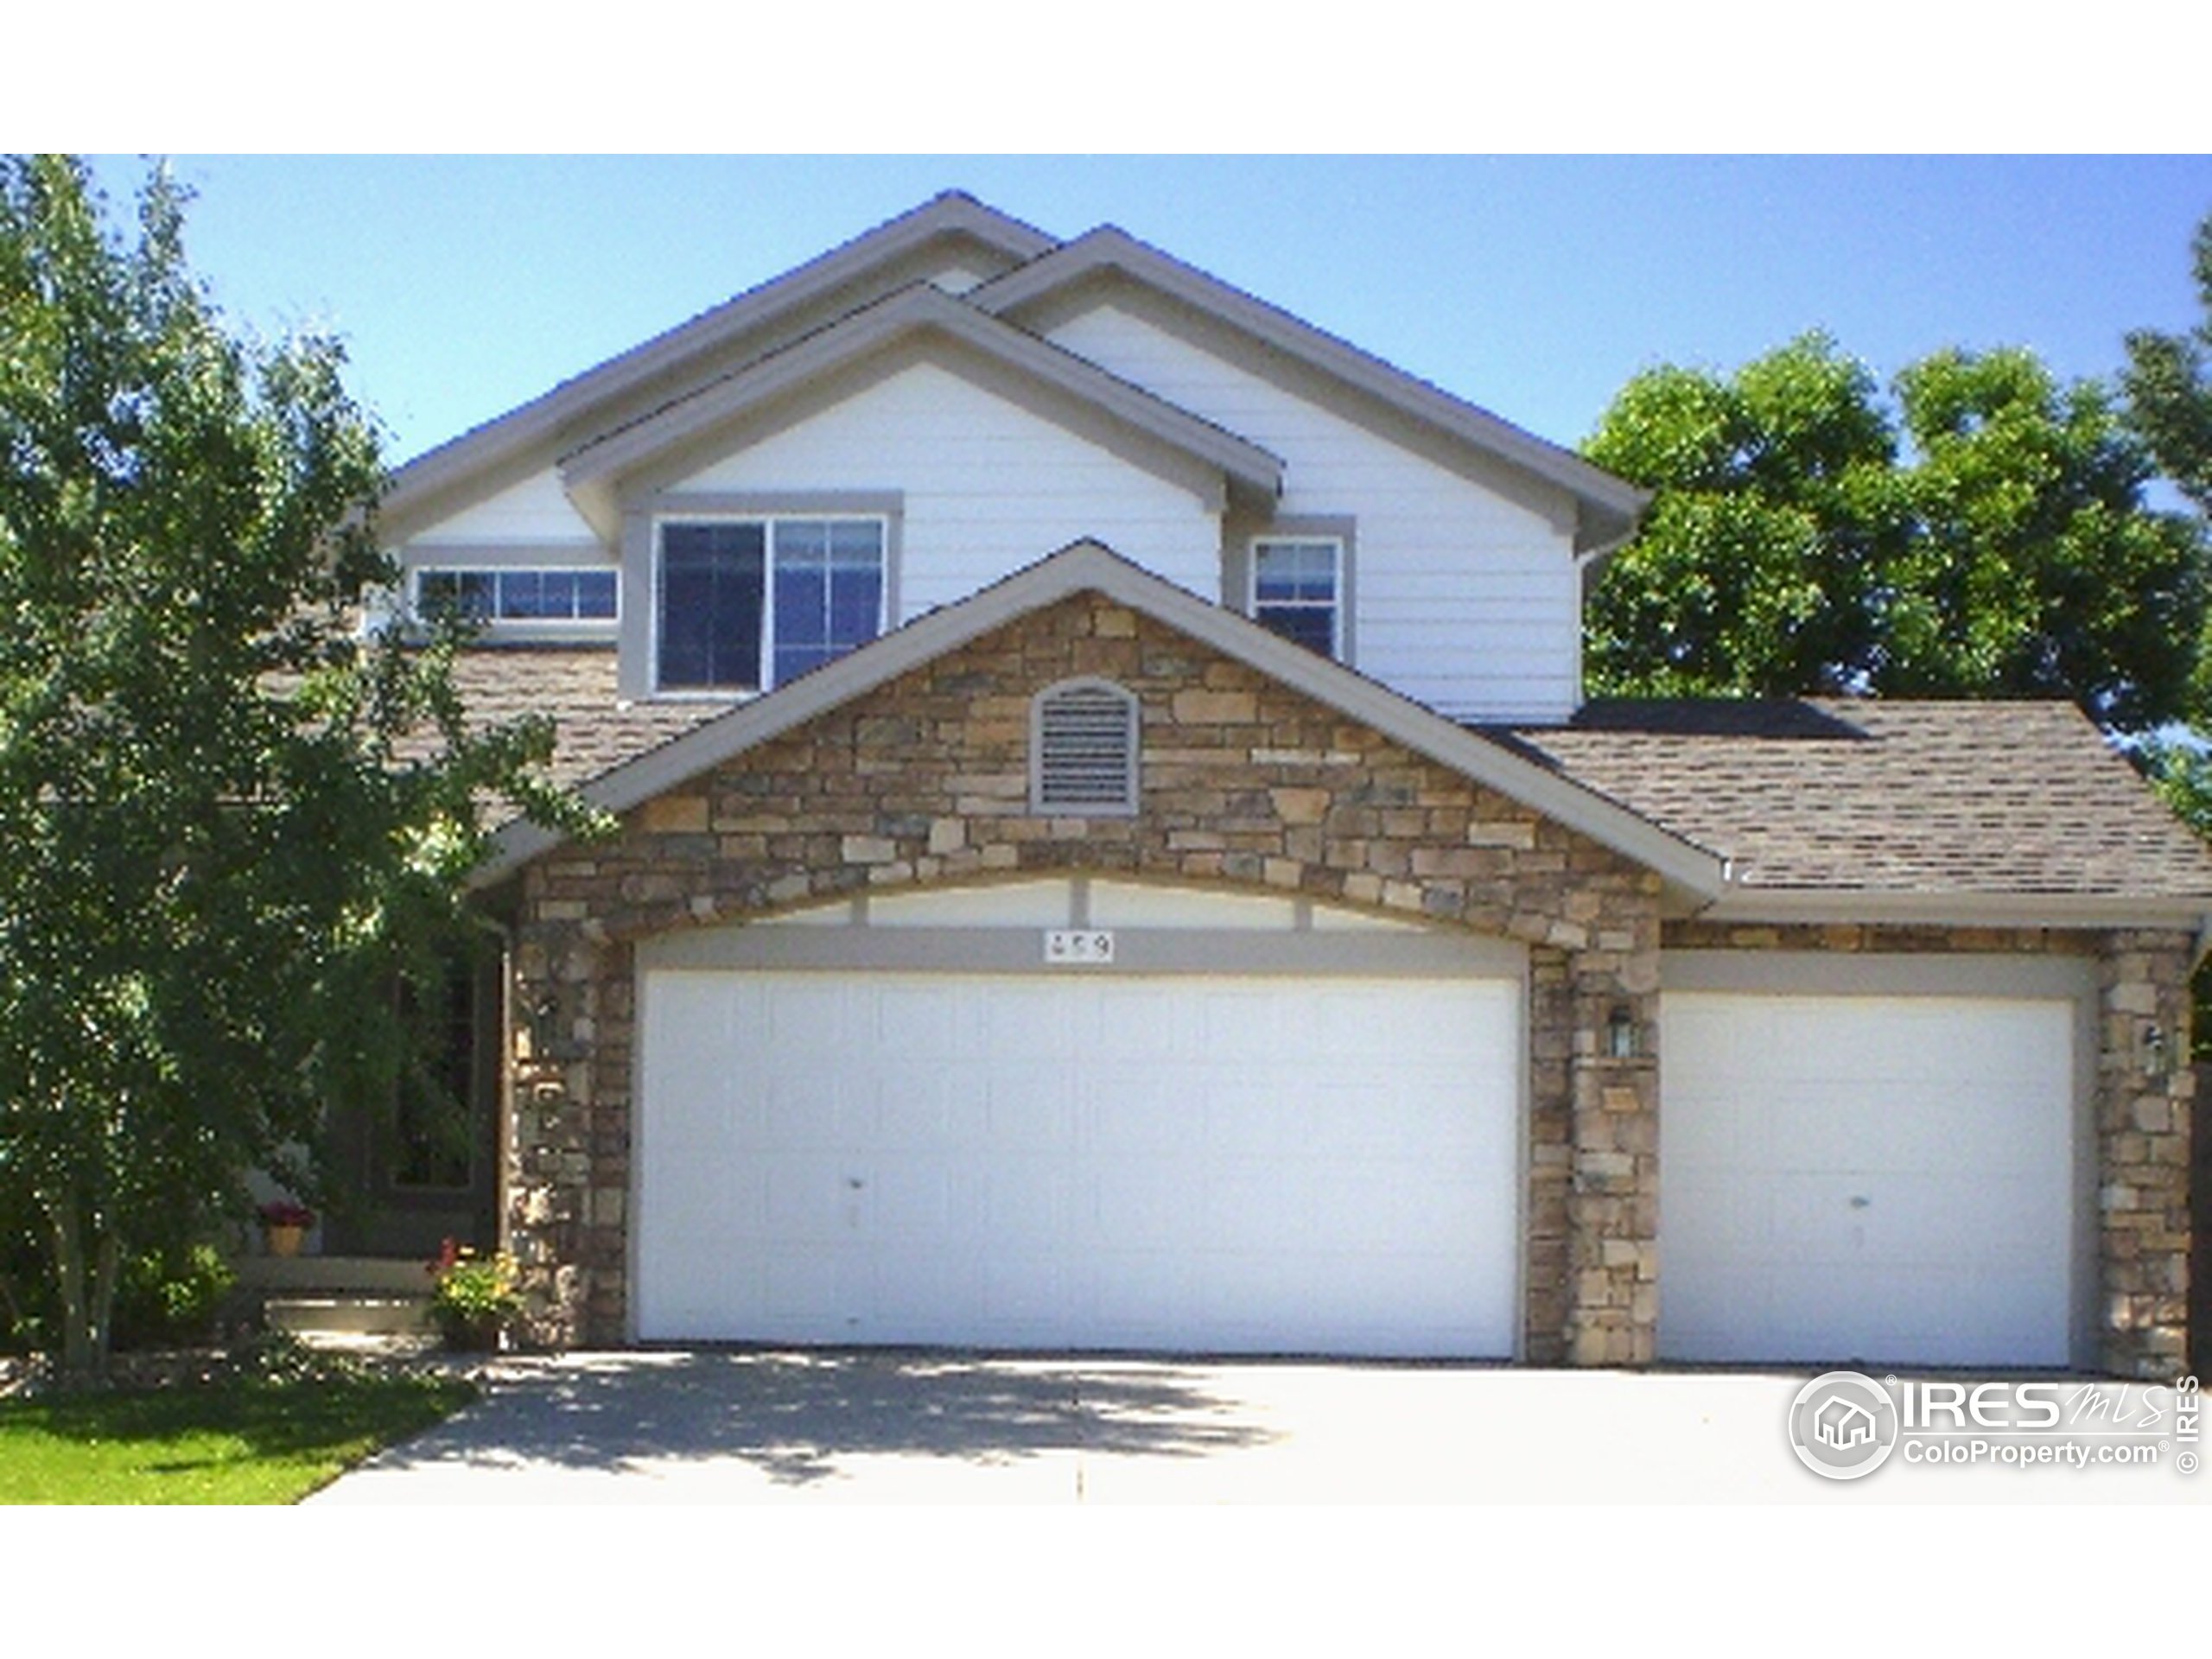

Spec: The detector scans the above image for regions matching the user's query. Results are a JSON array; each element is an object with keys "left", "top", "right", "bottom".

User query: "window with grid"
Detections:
[
  {"left": 1250, "top": 537, "right": 1342, "bottom": 658},
  {"left": 656, "top": 516, "right": 887, "bottom": 692}
]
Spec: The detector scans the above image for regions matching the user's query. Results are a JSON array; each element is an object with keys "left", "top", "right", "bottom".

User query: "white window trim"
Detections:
[
  {"left": 1030, "top": 677, "right": 1141, "bottom": 818},
  {"left": 1248, "top": 533, "right": 1347, "bottom": 662},
  {"left": 407, "top": 563, "right": 621, "bottom": 639},
  {"left": 650, "top": 512, "right": 891, "bottom": 698}
]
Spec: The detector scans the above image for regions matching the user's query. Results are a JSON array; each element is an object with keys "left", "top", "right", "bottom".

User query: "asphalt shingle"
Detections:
[{"left": 1502, "top": 698, "right": 2212, "bottom": 898}]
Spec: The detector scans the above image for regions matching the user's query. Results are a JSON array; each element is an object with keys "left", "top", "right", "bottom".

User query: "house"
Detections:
[{"left": 365, "top": 191, "right": 2206, "bottom": 1378}]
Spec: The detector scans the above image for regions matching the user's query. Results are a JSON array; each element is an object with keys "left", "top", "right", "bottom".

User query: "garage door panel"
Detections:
[
  {"left": 1090, "top": 1071, "right": 1208, "bottom": 1153},
  {"left": 762, "top": 1155, "right": 855, "bottom": 1236},
  {"left": 1661, "top": 988, "right": 2075, "bottom": 1367},
  {"left": 640, "top": 969, "right": 1519, "bottom": 1355}
]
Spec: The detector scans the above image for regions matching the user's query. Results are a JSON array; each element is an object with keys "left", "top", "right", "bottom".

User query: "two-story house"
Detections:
[{"left": 359, "top": 191, "right": 2207, "bottom": 1377}]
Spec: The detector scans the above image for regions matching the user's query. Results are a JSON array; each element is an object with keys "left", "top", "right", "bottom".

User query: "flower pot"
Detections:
[
  {"left": 436, "top": 1313, "right": 505, "bottom": 1353},
  {"left": 264, "top": 1224, "right": 306, "bottom": 1258}
]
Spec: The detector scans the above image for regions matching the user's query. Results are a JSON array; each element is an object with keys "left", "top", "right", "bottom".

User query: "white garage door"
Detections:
[
  {"left": 1660, "top": 992, "right": 2077, "bottom": 1367},
  {"left": 638, "top": 970, "right": 1520, "bottom": 1357}
]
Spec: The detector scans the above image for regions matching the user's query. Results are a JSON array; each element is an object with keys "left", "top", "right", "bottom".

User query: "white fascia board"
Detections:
[
  {"left": 972, "top": 229, "right": 1650, "bottom": 553},
  {"left": 556, "top": 286, "right": 1284, "bottom": 539},
  {"left": 1698, "top": 887, "right": 2212, "bottom": 933},
  {"left": 383, "top": 194, "right": 1063, "bottom": 540},
  {"left": 475, "top": 539, "right": 1726, "bottom": 894}
]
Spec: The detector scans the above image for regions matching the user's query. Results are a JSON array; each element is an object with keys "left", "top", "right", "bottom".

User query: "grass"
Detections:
[{"left": 0, "top": 1362, "right": 476, "bottom": 1504}]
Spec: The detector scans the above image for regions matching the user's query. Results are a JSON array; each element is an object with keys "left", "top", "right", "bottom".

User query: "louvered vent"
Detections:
[{"left": 1032, "top": 680, "right": 1139, "bottom": 816}]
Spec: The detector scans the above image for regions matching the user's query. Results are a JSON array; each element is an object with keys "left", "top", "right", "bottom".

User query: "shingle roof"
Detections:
[
  {"left": 444, "top": 639, "right": 2212, "bottom": 906},
  {"left": 1501, "top": 698, "right": 2212, "bottom": 899},
  {"left": 440, "top": 647, "right": 733, "bottom": 793}
]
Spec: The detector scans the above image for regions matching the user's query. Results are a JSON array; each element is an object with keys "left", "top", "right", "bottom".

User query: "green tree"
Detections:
[
  {"left": 0, "top": 156, "right": 592, "bottom": 1380},
  {"left": 2122, "top": 208, "right": 2212, "bottom": 1055},
  {"left": 1584, "top": 333, "right": 2207, "bottom": 737},
  {"left": 2123, "top": 211, "right": 2212, "bottom": 518}
]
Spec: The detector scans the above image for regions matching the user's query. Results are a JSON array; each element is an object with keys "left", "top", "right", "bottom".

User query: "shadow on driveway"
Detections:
[{"left": 367, "top": 1350, "right": 1281, "bottom": 1488}]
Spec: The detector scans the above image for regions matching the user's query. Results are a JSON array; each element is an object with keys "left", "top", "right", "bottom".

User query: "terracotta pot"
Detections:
[{"left": 264, "top": 1224, "right": 306, "bottom": 1258}]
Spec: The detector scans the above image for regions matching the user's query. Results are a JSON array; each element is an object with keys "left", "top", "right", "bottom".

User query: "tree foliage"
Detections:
[
  {"left": 0, "top": 156, "right": 594, "bottom": 1378},
  {"left": 2123, "top": 212, "right": 2212, "bottom": 519},
  {"left": 1584, "top": 332, "right": 2208, "bottom": 736}
]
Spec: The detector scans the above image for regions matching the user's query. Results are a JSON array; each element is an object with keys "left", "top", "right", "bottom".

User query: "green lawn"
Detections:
[{"left": 0, "top": 1369, "right": 476, "bottom": 1503}]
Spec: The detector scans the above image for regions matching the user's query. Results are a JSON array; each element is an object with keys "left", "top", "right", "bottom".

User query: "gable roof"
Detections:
[
  {"left": 474, "top": 540, "right": 1731, "bottom": 897},
  {"left": 556, "top": 283, "right": 1287, "bottom": 537},
  {"left": 378, "top": 192, "right": 1652, "bottom": 562},
  {"left": 1507, "top": 698, "right": 2212, "bottom": 926},
  {"left": 379, "top": 192, "right": 1059, "bottom": 543},
  {"left": 970, "top": 226, "right": 1650, "bottom": 557}
]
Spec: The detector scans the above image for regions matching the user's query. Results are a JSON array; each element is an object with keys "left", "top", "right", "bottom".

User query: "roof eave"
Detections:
[
  {"left": 974, "top": 226, "right": 1649, "bottom": 540},
  {"left": 382, "top": 192, "right": 1063, "bottom": 542},
  {"left": 555, "top": 286, "right": 1284, "bottom": 534},
  {"left": 1694, "top": 887, "right": 2212, "bottom": 932}
]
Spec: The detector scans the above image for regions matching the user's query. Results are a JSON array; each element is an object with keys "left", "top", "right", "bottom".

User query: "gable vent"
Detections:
[{"left": 1031, "top": 679, "right": 1140, "bottom": 817}]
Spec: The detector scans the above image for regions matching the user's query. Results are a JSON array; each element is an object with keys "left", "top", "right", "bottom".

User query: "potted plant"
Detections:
[
  {"left": 425, "top": 1238, "right": 521, "bottom": 1351},
  {"left": 257, "top": 1200, "right": 315, "bottom": 1258}
]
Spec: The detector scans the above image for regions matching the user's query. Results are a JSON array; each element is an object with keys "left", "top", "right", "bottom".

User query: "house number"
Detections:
[{"left": 1044, "top": 929, "right": 1115, "bottom": 964}]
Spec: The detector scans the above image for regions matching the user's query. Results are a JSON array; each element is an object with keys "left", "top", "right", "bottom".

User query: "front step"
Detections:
[
  {"left": 264, "top": 1294, "right": 436, "bottom": 1348},
  {"left": 232, "top": 1255, "right": 435, "bottom": 1295}
]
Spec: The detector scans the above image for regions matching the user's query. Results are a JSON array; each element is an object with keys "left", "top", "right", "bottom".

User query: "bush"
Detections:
[{"left": 112, "top": 1245, "right": 238, "bottom": 1350}]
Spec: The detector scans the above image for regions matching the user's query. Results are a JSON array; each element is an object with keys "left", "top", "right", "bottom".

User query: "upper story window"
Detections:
[
  {"left": 414, "top": 567, "right": 619, "bottom": 627},
  {"left": 657, "top": 516, "right": 887, "bottom": 693},
  {"left": 1250, "top": 537, "right": 1343, "bottom": 658}
]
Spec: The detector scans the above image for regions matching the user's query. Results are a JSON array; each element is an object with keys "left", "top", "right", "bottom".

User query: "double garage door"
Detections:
[{"left": 638, "top": 968, "right": 1522, "bottom": 1357}]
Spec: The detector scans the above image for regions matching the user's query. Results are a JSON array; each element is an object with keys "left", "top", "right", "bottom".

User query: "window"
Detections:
[
  {"left": 1250, "top": 537, "right": 1342, "bottom": 658},
  {"left": 1032, "top": 679, "right": 1139, "bottom": 816},
  {"left": 657, "top": 516, "right": 886, "bottom": 692},
  {"left": 414, "top": 567, "right": 619, "bottom": 626}
]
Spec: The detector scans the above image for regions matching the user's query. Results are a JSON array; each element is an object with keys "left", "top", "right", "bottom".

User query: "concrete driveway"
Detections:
[{"left": 308, "top": 1350, "right": 2207, "bottom": 1504}]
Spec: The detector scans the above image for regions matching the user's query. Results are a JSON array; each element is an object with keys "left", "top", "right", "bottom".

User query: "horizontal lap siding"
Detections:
[
  {"left": 1046, "top": 305, "right": 1582, "bottom": 723},
  {"left": 677, "top": 362, "right": 1223, "bottom": 612},
  {"left": 408, "top": 465, "right": 606, "bottom": 548}
]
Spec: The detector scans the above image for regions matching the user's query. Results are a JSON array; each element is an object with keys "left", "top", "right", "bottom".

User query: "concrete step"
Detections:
[
  {"left": 264, "top": 1294, "right": 435, "bottom": 1339},
  {"left": 232, "top": 1255, "right": 435, "bottom": 1294}
]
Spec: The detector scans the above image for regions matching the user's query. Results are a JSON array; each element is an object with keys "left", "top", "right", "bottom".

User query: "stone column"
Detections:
[
  {"left": 1563, "top": 915, "right": 1662, "bottom": 1366},
  {"left": 2098, "top": 928, "right": 2195, "bottom": 1378}
]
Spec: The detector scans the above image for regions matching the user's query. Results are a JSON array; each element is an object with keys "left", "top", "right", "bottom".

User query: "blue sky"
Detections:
[{"left": 84, "top": 155, "right": 2212, "bottom": 470}]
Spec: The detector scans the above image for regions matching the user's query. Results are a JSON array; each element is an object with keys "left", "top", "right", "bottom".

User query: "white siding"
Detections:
[
  {"left": 410, "top": 466, "right": 601, "bottom": 549},
  {"left": 675, "top": 360, "right": 1223, "bottom": 616},
  {"left": 1047, "top": 304, "right": 1583, "bottom": 722}
]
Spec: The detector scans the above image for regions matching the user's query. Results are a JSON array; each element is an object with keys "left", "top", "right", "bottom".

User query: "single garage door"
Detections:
[
  {"left": 1660, "top": 991, "right": 2078, "bottom": 1367},
  {"left": 638, "top": 970, "right": 1520, "bottom": 1356}
]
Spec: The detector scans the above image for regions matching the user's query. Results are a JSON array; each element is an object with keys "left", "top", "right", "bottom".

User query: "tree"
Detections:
[
  {"left": 2122, "top": 209, "right": 2212, "bottom": 1056},
  {"left": 1583, "top": 333, "right": 2208, "bottom": 737},
  {"left": 2123, "top": 211, "right": 2212, "bottom": 518},
  {"left": 0, "top": 156, "right": 593, "bottom": 1380}
]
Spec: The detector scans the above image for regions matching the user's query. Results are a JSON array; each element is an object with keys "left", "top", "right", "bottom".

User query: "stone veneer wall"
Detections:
[
  {"left": 1666, "top": 920, "right": 2194, "bottom": 1380},
  {"left": 496, "top": 592, "right": 2190, "bottom": 1377},
  {"left": 505, "top": 594, "right": 1663, "bottom": 1361}
]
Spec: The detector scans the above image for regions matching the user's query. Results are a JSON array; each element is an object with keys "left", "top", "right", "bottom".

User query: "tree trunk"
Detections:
[{"left": 45, "top": 1190, "right": 117, "bottom": 1385}]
